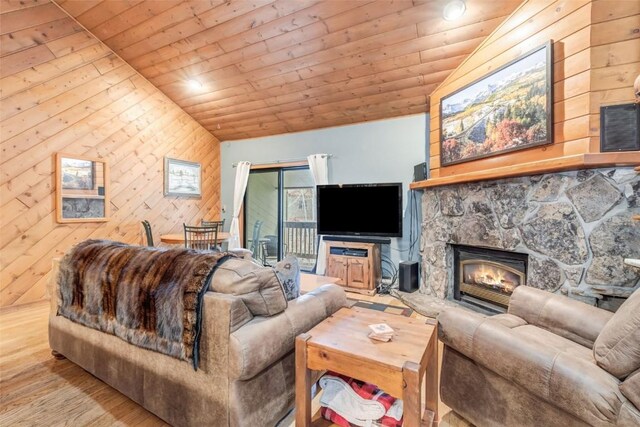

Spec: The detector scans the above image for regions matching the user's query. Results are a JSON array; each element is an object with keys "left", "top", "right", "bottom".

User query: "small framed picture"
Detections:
[
  {"left": 56, "top": 153, "right": 109, "bottom": 223},
  {"left": 164, "top": 157, "right": 201, "bottom": 198},
  {"left": 61, "top": 157, "right": 94, "bottom": 190}
]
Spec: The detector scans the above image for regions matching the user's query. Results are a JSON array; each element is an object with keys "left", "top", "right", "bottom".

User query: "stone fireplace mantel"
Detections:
[{"left": 418, "top": 166, "right": 640, "bottom": 309}]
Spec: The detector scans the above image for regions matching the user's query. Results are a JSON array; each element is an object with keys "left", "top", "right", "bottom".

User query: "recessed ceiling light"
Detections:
[
  {"left": 443, "top": 0, "right": 466, "bottom": 21},
  {"left": 187, "top": 79, "right": 203, "bottom": 90}
]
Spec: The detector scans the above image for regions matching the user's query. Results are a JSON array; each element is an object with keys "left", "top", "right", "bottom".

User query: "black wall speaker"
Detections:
[
  {"left": 399, "top": 261, "right": 419, "bottom": 293},
  {"left": 600, "top": 103, "right": 640, "bottom": 152},
  {"left": 413, "top": 162, "right": 427, "bottom": 182}
]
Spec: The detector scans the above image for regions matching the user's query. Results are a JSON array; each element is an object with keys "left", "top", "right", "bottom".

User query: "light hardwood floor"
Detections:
[
  {"left": 0, "top": 301, "right": 168, "bottom": 426},
  {"left": 0, "top": 294, "right": 471, "bottom": 426}
]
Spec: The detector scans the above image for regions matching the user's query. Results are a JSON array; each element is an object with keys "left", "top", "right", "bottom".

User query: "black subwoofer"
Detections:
[{"left": 399, "top": 261, "right": 419, "bottom": 293}]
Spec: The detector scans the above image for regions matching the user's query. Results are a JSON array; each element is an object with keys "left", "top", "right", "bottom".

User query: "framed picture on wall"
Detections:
[
  {"left": 60, "top": 158, "right": 94, "bottom": 190},
  {"left": 164, "top": 157, "right": 201, "bottom": 198},
  {"left": 56, "top": 153, "right": 109, "bottom": 223},
  {"left": 439, "top": 41, "right": 553, "bottom": 166}
]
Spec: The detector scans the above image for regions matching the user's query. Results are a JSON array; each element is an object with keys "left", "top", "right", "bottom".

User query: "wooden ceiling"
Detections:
[{"left": 55, "top": 0, "right": 521, "bottom": 141}]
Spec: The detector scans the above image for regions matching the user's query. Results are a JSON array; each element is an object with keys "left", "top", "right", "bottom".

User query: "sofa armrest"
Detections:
[
  {"left": 200, "top": 292, "right": 253, "bottom": 374},
  {"left": 439, "top": 307, "right": 623, "bottom": 426},
  {"left": 438, "top": 307, "right": 487, "bottom": 357},
  {"left": 508, "top": 286, "right": 613, "bottom": 348},
  {"left": 299, "top": 283, "right": 347, "bottom": 316},
  {"left": 621, "top": 369, "right": 640, "bottom": 410}
]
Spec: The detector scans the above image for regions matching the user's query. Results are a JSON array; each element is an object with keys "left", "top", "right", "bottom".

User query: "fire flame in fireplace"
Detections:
[{"left": 465, "top": 263, "right": 520, "bottom": 293}]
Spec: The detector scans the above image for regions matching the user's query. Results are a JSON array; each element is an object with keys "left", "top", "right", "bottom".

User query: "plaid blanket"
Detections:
[{"left": 320, "top": 371, "right": 403, "bottom": 427}]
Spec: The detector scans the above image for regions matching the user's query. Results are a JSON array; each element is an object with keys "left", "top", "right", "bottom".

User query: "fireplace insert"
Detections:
[{"left": 452, "top": 245, "right": 528, "bottom": 313}]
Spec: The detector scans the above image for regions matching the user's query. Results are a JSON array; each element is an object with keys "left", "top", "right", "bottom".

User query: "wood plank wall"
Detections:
[
  {"left": 588, "top": 1, "right": 640, "bottom": 151},
  {"left": 0, "top": 0, "right": 221, "bottom": 308},
  {"left": 428, "top": 0, "right": 640, "bottom": 179}
]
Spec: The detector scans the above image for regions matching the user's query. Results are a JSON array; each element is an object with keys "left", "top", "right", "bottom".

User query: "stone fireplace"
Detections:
[
  {"left": 452, "top": 245, "right": 528, "bottom": 313},
  {"left": 419, "top": 167, "right": 640, "bottom": 310}
]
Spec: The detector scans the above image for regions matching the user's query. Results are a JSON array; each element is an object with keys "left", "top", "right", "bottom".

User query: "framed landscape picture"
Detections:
[
  {"left": 440, "top": 41, "right": 553, "bottom": 166},
  {"left": 164, "top": 157, "right": 201, "bottom": 198},
  {"left": 56, "top": 153, "right": 109, "bottom": 223},
  {"left": 61, "top": 157, "right": 94, "bottom": 190}
]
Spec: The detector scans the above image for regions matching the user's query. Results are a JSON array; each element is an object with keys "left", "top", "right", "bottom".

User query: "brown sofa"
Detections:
[
  {"left": 438, "top": 285, "right": 640, "bottom": 427},
  {"left": 48, "top": 257, "right": 346, "bottom": 427}
]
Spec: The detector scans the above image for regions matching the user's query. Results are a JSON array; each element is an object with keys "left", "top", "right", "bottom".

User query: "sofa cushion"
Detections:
[
  {"left": 274, "top": 256, "right": 300, "bottom": 301},
  {"left": 491, "top": 313, "right": 527, "bottom": 329},
  {"left": 212, "top": 293, "right": 254, "bottom": 333},
  {"left": 621, "top": 369, "right": 640, "bottom": 410},
  {"left": 228, "top": 284, "right": 345, "bottom": 380},
  {"left": 210, "top": 257, "right": 287, "bottom": 316},
  {"left": 508, "top": 285, "right": 613, "bottom": 348},
  {"left": 594, "top": 288, "right": 640, "bottom": 379},
  {"left": 513, "top": 324, "right": 594, "bottom": 363},
  {"left": 618, "top": 402, "right": 640, "bottom": 427}
]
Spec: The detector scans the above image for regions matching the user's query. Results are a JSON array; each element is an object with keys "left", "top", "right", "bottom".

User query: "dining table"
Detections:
[{"left": 159, "top": 231, "right": 231, "bottom": 245}]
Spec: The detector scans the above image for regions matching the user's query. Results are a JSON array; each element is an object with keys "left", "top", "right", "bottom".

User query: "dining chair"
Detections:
[
  {"left": 183, "top": 223, "right": 220, "bottom": 251},
  {"left": 309, "top": 235, "right": 322, "bottom": 274},
  {"left": 201, "top": 218, "right": 225, "bottom": 230},
  {"left": 141, "top": 220, "right": 154, "bottom": 247},
  {"left": 249, "top": 220, "right": 269, "bottom": 265},
  {"left": 262, "top": 235, "right": 279, "bottom": 267}
]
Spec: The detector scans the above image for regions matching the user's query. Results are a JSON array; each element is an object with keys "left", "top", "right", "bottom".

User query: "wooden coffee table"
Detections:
[{"left": 296, "top": 307, "right": 438, "bottom": 427}]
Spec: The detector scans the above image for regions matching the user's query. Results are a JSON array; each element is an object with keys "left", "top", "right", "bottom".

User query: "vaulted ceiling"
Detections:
[{"left": 55, "top": 0, "right": 521, "bottom": 141}]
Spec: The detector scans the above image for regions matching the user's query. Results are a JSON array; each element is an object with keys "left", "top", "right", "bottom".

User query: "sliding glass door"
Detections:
[
  {"left": 282, "top": 168, "right": 317, "bottom": 271},
  {"left": 245, "top": 170, "right": 279, "bottom": 266},
  {"left": 244, "top": 166, "right": 317, "bottom": 271}
]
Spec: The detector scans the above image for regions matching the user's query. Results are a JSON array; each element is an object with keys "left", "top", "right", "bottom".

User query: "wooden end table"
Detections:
[{"left": 296, "top": 307, "right": 438, "bottom": 427}]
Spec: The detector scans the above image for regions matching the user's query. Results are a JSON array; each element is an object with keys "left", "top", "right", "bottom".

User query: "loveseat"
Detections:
[
  {"left": 48, "top": 255, "right": 346, "bottom": 427},
  {"left": 438, "top": 285, "right": 640, "bottom": 427}
]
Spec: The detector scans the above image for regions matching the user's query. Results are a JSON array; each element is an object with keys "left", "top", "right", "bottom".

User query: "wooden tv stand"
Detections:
[{"left": 325, "top": 240, "right": 381, "bottom": 295}]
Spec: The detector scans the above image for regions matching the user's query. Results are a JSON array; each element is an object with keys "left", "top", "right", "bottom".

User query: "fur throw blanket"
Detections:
[{"left": 56, "top": 239, "right": 231, "bottom": 369}]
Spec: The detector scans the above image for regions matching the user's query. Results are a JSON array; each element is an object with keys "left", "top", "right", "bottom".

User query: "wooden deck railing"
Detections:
[{"left": 283, "top": 221, "right": 317, "bottom": 261}]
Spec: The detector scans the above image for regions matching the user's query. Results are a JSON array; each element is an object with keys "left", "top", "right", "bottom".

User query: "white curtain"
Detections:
[
  {"left": 307, "top": 154, "right": 329, "bottom": 274},
  {"left": 228, "top": 161, "right": 251, "bottom": 250},
  {"left": 308, "top": 154, "right": 329, "bottom": 186}
]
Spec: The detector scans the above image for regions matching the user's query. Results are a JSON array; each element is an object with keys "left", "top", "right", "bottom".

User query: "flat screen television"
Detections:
[{"left": 316, "top": 183, "right": 403, "bottom": 237}]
